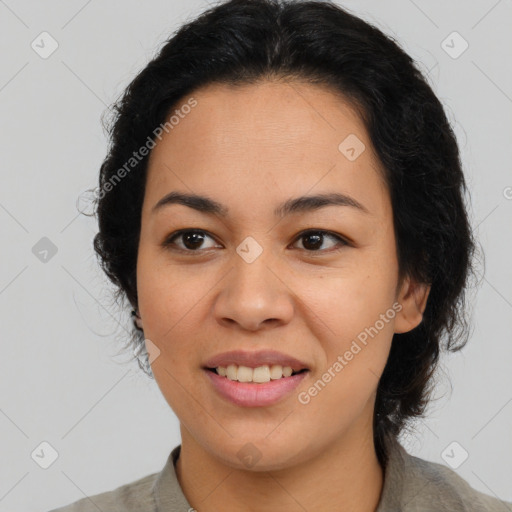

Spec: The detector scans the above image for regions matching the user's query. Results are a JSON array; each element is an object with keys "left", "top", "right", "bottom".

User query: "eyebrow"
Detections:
[{"left": 151, "top": 191, "right": 370, "bottom": 217}]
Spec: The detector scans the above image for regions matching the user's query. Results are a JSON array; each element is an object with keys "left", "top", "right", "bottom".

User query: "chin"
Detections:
[{"left": 207, "top": 435, "right": 311, "bottom": 472}]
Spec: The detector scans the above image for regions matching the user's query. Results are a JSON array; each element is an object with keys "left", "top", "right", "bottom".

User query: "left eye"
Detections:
[
  {"left": 162, "top": 229, "right": 348, "bottom": 253},
  {"left": 292, "top": 230, "right": 348, "bottom": 252}
]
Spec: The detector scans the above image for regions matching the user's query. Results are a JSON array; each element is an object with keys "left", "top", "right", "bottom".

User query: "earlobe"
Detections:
[
  {"left": 132, "top": 309, "right": 143, "bottom": 330},
  {"left": 394, "top": 276, "right": 431, "bottom": 334}
]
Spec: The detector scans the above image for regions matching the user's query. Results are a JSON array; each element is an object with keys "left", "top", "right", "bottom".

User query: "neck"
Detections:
[{"left": 175, "top": 413, "right": 384, "bottom": 512}]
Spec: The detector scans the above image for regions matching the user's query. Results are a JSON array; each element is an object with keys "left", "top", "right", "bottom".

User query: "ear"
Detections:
[
  {"left": 394, "top": 275, "right": 431, "bottom": 334},
  {"left": 133, "top": 309, "right": 143, "bottom": 330}
]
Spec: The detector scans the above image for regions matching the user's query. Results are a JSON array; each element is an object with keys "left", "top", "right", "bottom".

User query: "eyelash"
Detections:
[{"left": 162, "top": 229, "right": 350, "bottom": 255}]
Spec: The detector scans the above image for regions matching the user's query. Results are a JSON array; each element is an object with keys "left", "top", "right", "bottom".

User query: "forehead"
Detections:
[{"left": 143, "top": 80, "right": 389, "bottom": 221}]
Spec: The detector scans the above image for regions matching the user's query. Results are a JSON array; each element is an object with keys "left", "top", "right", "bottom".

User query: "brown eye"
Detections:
[
  {"left": 292, "top": 230, "right": 348, "bottom": 252},
  {"left": 163, "top": 230, "right": 218, "bottom": 252},
  {"left": 162, "top": 228, "right": 349, "bottom": 255}
]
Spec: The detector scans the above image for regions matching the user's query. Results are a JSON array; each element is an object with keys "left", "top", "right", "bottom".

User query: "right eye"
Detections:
[{"left": 162, "top": 229, "right": 220, "bottom": 253}]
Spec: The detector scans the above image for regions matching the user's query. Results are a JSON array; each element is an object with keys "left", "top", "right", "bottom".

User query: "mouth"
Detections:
[
  {"left": 204, "top": 365, "right": 308, "bottom": 383},
  {"left": 201, "top": 349, "right": 310, "bottom": 405},
  {"left": 202, "top": 349, "right": 310, "bottom": 380},
  {"left": 203, "top": 366, "right": 310, "bottom": 407}
]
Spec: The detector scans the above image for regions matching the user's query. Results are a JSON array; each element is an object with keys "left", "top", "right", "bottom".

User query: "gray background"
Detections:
[{"left": 0, "top": 0, "right": 511, "bottom": 510}]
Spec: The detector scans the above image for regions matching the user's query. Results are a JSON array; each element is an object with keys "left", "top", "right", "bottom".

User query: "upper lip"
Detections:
[{"left": 203, "top": 350, "right": 310, "bottom": 372}]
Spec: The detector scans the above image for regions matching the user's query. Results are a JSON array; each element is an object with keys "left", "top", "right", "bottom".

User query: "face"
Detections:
[{"left": 136, "top": 80, "right": 428, "bottom": 471}]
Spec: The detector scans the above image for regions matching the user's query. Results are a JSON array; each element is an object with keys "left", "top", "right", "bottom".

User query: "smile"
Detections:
[
  {"left": 204, "top": 367, "right": 309, "bottom": 407},
  {"left": 208, "top": 364, "right": 307, "bottom": 383}
]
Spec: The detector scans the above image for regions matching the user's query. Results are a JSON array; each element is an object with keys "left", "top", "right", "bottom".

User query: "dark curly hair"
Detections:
[{"left": 84, "top": 0, "right": 480, "bottom": 467}]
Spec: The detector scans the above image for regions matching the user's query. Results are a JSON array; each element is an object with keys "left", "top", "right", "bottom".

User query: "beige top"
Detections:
[{"left": 49, "top": 435, "right": 512, "bottom": 511}]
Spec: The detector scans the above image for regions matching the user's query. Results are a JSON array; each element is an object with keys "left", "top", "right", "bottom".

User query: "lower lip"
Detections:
[{"left": 204, "top": 369, "right": 309, "bottom": 407}]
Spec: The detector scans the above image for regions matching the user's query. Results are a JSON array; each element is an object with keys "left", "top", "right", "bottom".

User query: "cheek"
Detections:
[
  {"left": 305, "top": 290, "right": 395, "bottom": 379},
  {"left": 296, "top": 254, "right": 397, "bottom": 389},
  {"left": 296, "top": 278, "right": 395, "bottom": 425},
  {"left": 300, "top": 264, "right": 397, "bottom": 343},
  {"left": 136, "top": 248, "right": 207, "bottom": 338}
]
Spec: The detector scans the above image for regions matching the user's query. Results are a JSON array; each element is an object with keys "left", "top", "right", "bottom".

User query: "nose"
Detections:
[{"left": 213, "top": 252, "right": 295, "bottom": 332}]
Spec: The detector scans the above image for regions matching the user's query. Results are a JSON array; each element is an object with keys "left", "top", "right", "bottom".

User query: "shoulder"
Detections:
[
  {"left": 399, "top": 447, "right": 512, "bottom": 512},
  {"left": 47, "top": 471, "right": 159, "bottom": 512}
]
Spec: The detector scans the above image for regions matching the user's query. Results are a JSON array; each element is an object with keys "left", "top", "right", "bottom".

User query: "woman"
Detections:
[{"left": 51, "top": 0, "right": 511, "bottom": 510}]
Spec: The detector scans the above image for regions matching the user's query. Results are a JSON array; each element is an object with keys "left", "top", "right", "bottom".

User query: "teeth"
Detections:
[
  {"left": 282, "top": 366, "right": 293, "bottom": 377},
  {"left": 237, "top": 365, "right": 253, "bottom": 382},
  {"left": 269, "top": 365, "right": 282, "bottom": 379},
  {"left": 253, "top": 366, "right": 270, "bottom": 383},
  {"left": 216, "top": 364, "right": 297, "bottom": 383},
  {"left": 226, "top": 364, "right": 238, "bottom": 380}
]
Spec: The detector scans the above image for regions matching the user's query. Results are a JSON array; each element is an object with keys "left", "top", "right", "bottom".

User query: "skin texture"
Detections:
[{"left": 136, "top": 80, "right": 430, "bottom": 512}]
